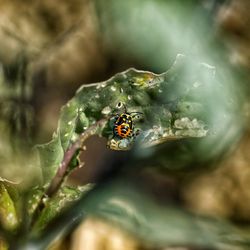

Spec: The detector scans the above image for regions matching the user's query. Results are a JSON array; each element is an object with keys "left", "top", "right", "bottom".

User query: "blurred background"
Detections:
[{"left": 1, "top": 0, "right": 250, "bottom": 249}]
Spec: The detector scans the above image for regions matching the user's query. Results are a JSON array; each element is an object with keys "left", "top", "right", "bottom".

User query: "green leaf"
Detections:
[
  {"left": 37, "top": 135, "right": 64, "bottom": 184},
  {"left": 33, "top": 184, "right": 93, "bottom": 232},
  {"left": 27, "top": 187, "right": 44, "bottom": 215},
  {"left": 0, "top": 183, "right": 18, "bottom": 231}
]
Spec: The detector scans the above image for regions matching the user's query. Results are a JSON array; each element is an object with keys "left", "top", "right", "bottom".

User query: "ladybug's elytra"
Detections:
[
  {"left": 112, "top": 102, "right": 143, "bottom": 139},
  {"left": 113, "top": 110, "right": 143, "bottom": 139},
  {"left": 113, "top": 113, "right": 133, "bottom": 139}
]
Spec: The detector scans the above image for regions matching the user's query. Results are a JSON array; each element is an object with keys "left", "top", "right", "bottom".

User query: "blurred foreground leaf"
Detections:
[
  {"left": 28, "top": 173, "right": 250, "bottom": 250},
  {"left": 83, "top": 179, "right": 250, "bottom": 250}
]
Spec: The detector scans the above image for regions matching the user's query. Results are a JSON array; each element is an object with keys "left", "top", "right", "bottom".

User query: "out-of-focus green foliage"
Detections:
[
  {"left": 82, "top": 178, "right": 250, "bottom": 250},
  {"left": 94, "top": 0, "right": 215, "bottom": 71},
  {"left": 0, "top": 239, "right": 8, "bottom": 250}
]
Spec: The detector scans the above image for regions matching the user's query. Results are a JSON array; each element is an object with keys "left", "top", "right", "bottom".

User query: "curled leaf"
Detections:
[{"left": 38, "top": 54, "right": 242, "bottom": 180}]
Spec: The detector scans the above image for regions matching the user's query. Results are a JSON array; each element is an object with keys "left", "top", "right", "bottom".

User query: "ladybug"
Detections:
[
  {"left": 113, "top": 111, "right": 142, "bottom": 139},
  {"left": 114, "top": 113, "right": 133, "bottom": 138}
]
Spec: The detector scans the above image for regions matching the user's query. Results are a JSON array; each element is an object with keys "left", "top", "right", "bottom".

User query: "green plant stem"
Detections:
[
  {"left": 46, "top": 118, "right": 108, "bottom": 197},
  {"left": 30, "top": 118, "right": 108, "bottom": 227}
]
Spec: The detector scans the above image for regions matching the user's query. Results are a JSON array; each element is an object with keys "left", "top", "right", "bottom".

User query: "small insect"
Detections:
[{"left": 113, "top": 105, "right": 142, "bottom": 139}]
